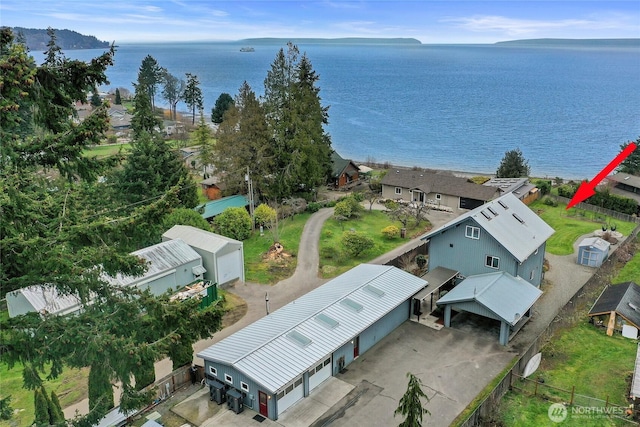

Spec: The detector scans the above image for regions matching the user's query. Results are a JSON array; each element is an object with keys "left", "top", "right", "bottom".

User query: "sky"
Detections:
[{"left": 1, "top": 1, "right": 639, "bottom": 44}]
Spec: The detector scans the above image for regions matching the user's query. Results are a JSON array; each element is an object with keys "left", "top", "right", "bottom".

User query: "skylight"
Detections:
[
  {"left": 340, "top": 298, "right": 364, "bottom": 312},
  {"left": 512, "top": 213, "right": 525, "bottom": 224},
  {"left": 487, "top": 206, "right": 498, "bottom": 216},
  {"left": 364, "top": 284, "right": 385, "bottom": 298},
  {"left": 481, "top": 211, "right": 492, "bottom": 220},
  {"left": 315, "top": 313, "right": 339, "bottom": 329},
  {"left": 498, "top": 200, "right": 509, "bottom": 210},
  {"left": 287, "top": 330, "right": 312, "bottom": 347}
]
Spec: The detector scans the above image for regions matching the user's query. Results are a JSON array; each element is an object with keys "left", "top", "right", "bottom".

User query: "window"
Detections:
[
  {"left": 294, "top": 378, "right": 302, "bottom": 387},
  {"left": 241, "top": 382, "right": 249, "bottom": 392},
  {"left": 224, "top": 374, "right": 233, "bottom": 384},
  {"left": 395, "top": 187, "right": 402, "bottom": 195},
  {"left": 209, "top": 366, "right": 217, "bottom": 377},
  {"left": 465, "top": 225, "right": 480, "bottom": 240},
  {"left": 435, "top": 193, "right": 441, "bottom": 200},
  {"left": 286, "top": 384, "right": 294, "bottom": 393},
  {"left": 485, "top": 255, "right": 499, "bottom": 269},
  {"left": 277, "top": 391, "right": 285, "bottom": 400},
  {"left": 324, "top": 358, "right": 331, "bottom": 367}
]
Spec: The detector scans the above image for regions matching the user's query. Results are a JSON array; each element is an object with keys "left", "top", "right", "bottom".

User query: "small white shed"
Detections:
[
  {"left": 162, "top": 225, "right": 245, "bottom": 286},
  {"left": 578, "top": 237, "right": 610, "bottom": 268}
]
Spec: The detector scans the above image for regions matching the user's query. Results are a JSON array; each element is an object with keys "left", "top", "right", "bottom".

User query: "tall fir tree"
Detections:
[
  {"left": 114, "top": 87, "right": 122, "bottom": 105},
  {"left": 137, "top": 55, "right": 163, "bottom": 110},
  {"left": 161, "top": 70, "right": 185, "bottom": 121},
  {"left": 211, "top": 92, "right": 234, "bottom": 124},
  {"left": 184, "top": 73, "right": 203, "bottom": 125},
  {"left": 394, "top": 372, "right": 431, "bottom": 427},
  {"left": 496, "top": 148, "right": 531, "bottom": 178},
  {"left": 49, "top": 390, "right": 65, "bottom": 424},
  {"left": 33, "top": 387, "right": 49, "bottom": 426},
  {"left": 618, "top": 137, "right": 640, "bottom": 175}
]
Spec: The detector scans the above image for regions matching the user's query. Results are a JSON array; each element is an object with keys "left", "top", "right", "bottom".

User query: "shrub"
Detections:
[
  {"left": 307, "top": 201, "right": 322, "bottom": 213},
  {"left": 416, "top": 254, "right": 428, "bottom": 269},
  {"left": 107, "top": 134, "right": 117, "bottom": 144},
  {"left": 542, "top": 195, "right": 558, "bottom": 207},
  {"left": 254, "top": 203, "right": 277, "bottom": 226},
  {"left": 534, "top": 179, "right": 552, "bottom": 195},
  {"left": 213, "top": 207, "right": 252, "bottom": 240},
  {"left": 334, "top": 199, "right": 353, "bottom": 219},
  {"left": 320, "top": 245, "right": 338, "bottom": 260},
  {"left": 469, "top": 176, "right": 491, "bottom": 185},
  {"left": 341, "top": 231, "right": 374, "bottom": 257},
  {"left": 382, "top": 225, "right": 400, "bottom": 239}
]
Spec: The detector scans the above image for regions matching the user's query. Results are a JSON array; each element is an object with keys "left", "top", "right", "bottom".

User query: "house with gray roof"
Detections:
[
  {"left": 197, "top": 264, "right": 428, "bottom": 420},
  {"left": 421, "top": 192, "right": 554, "bottom": 287},
  {"left": 436, "top": 271, "right": 543, "bottom": 345},
  {"left": 483, "top": 177, "right": 539, "bottom": 204},
  {"left": 588, "top": 281, "right": 640, "bottom": 336},
  {"left": 608, "top": 172, "right": 640, "bottom": 206},
  {"left": 381, "top": 169, "right": 498, "bottom": 210}
]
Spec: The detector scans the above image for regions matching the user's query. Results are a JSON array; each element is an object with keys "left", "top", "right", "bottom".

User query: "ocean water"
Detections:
[{"left": 40, "top": 40, "right": 640, "bottom": 179}]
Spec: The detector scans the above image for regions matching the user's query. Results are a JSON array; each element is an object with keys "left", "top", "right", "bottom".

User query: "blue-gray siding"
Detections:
[{"left": 428, "top": 218, "right": 545, "bottom": 287}]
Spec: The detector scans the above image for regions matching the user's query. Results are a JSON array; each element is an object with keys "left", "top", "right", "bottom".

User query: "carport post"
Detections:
[{"left": 444, "top": 305, "right": 451, "bottom": 327}]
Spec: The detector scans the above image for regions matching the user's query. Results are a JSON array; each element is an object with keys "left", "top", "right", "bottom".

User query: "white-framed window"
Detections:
[
  {"left": 435, "top": 193, "right": 441, "bottom": 200},
  {"left": 224, "top": 374, "right": 233, "bottom": 384},
  {"left": 485, "top": 255, "right": 500, "bottom": 269},
  {"left": 395, "top": 187, "right": 402, "bottom": 195},
  {"left": 465, "top": 225, "right": 480, "bottom": 240},
  {"left": 240, "top": 381, "right": 249, "bottom": 392},
  {"left": 209, "top": 366, "right": 217, "bottom": 377}
]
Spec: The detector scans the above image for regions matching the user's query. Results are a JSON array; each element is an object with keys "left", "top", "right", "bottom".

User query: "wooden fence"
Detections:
[
  {"left": 554, "top": 195, "right": 640, "bottom": 224},
  {"left": 456, "top": 225, "right": 640, "bottom": 427}
]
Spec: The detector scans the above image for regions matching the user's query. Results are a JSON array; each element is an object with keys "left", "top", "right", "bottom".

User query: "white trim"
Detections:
[
  {"left": 209, "top": 366, "right": 217, "bottom": 377},
  {"left": 485, "top": 255, "right": 500, "bottom": 269},
  {"left": 435, "top": 193, "right": 441, "bottom": 200},
  {"left": 465, "top": 225, "right": 480, "bottom": 240},
  {"left": 395, "top": 187, "right": 402, "bottom": 195},
  {"left": 224, "top": 373, "right": 233, "bottom": 384},
  {"left": 240, "top": 381, "right": 249, "bottom": 392}
]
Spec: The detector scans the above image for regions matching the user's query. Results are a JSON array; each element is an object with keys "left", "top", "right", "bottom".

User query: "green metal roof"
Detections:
[{"left": 195, "top": 195, "right": 249, "bottom": 220}]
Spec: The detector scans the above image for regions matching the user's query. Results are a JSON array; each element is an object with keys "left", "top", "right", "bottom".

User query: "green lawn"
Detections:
[
  {"left": 530, "top": 201, "right": 637, "bottom": 255},
  {"left": 318, "top": 210, "right": 429, "bottom": 278},
  {"left": 244, "top": 213, "right": 311, "bottom": 284},
  {"left": 83, "top": 142, "right": 131, "bottom": 158},
  {"left": 498, "top": 321, "right": 636, "bottom": 426},
  {"left": 614, "top": 241, "right": 640, "bottom": 283},
  {"left": 0, "top": 361, "right": 88, "bottom": 427}
]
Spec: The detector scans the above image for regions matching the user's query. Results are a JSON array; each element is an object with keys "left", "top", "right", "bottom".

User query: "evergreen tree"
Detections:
[
  {"left": 90, "top": 90, "right": 102, "bottom": 107},
  {"left": 619, "top": 137, "right": 640, "bottom": 175},
  {"left": 184, "top": 73, "right": 203, "bottom": 125},
  {"left": 394, "top": 372, "right": 431, "bottom": 427},
  {"left": 193, "top": 109, "right": 214, "bottom": 174},
  {"left": 215, "top": 81, "right": 272, "bottom": 199},
  {"left": 496, "top": 148, "right": 530, "bottom": 178},
  {"left": 88, "top": 361, "right": 114, "bottom": 413},
  {"left": 262, "top": 42, "right": 332, "bottom": 201},
  {"left": 211, "top": 92, "right": 234, "bottom": 124},
  {"left": 115, "top": 88, "right": 122, "bottom": 105},
  {"left": 0, "top": 396, "right": 12, "bottom": 420},
  {"left": 49, "top": 390, "right": 65, "bottom": 424},
  {"left": 131, "top": 80, "right": 162, "bottom": 140},
  {"left": 137, "top": 55, "right": 163, "bottom": 110},
  {"left": 33, "top": 388, "right": 49, "bottom": 425}
]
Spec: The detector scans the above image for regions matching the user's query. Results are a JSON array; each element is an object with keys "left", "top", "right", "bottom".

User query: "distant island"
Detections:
[
  {"left": 239, "top": 37, "right": 422, "bottom": 45},
  {"left": 495, "top": 38, "right": 640, "bottom": 48},
  {"left": 11, "top": 27, "right": 110, "bottom": 51}
]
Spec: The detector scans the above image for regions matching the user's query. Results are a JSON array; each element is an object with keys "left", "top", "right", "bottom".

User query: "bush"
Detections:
[
  {"left": 416, "top": 254, "right": 428, "bottom": 269},
  {"left": 320, "top": 245, "right": 338, "bottom": 260},
  {"left": 469, "top": 176, "right": 491, "bottom": 185},
  {"left": 107, "top": 134, "right": 117, "bottom": 144},
  {"left": 542, "top": 195, "right": 558, "bottom": 207},
  {"left": 534, "top": 179, "right": 552, "bottom": 195},
  {"left": 307, "top": 202, "right": 322, "bottom": 213},
  {"left": 254, "top": 203, "right": 277, "bottom": 226},
  {"left": 382, "top": 225, "right": 400, "bottom": 239},
  {"left": 341, "top": 231, "right": 374, "bottom": 257},
  {"left": 213, "top": 207, "right": 252, "bottom": 240}
]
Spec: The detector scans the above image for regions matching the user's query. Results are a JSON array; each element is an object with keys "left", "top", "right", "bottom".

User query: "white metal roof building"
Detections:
[
  {"left": 162, "top": 225, "right": 244, "bottom": 286},
  {"left": 6, "top": 285, "right": 83, "bottom": 318},
  {"left": 197, "top": 264, "right": 428, "bottom": 420}
]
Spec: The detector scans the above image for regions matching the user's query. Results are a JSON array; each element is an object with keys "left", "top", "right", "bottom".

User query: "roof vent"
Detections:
[
  {"left": 487, "top": 206, "right": 498, "bottom": 217},
  {"left": 498, "top": 200, "right": 509, "bottom": 210},
  {"left": 480, "top": 211, "right": 492, "bottom": 220},
  {"left": 512, "top": 213, "right": 525, "bottom": 224}
]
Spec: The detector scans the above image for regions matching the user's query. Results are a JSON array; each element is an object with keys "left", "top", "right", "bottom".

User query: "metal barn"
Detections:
[
  {"left": 162, "top": 225, "right": 245, "bottom": 286},
  {"left": 197, "top": 264, "right": 428, "bottom": 420}
]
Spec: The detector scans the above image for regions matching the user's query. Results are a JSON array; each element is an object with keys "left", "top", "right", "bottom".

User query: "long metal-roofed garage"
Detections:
[{"left": 197, "top": 264, "right": 428, "bottom": 421}]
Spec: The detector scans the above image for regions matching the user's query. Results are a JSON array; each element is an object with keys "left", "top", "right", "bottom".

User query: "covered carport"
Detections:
[
  {"left": 436, "top": 271, "right": 542, "bottom": 345},
  {"left": 411, "top": 267, "right": 458, "bottom": 325}
]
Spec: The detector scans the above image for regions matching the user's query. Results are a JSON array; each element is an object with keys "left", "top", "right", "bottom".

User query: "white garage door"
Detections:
[
  {"left": 276, "top": 377, "right": 304, "bottom": 415},
  {"left": 308, "top": 357, "right": 332, "bottom": 391},
  {"left": 216, "top": 250, "right": 242, "bottom": 285}
]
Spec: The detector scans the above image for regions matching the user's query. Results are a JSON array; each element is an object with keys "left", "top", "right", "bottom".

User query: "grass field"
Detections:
[
  {"left": 530, "top": 201, "right": 637, "bottom": 255},
  {"left": 318, "top": 210, "right": 429, "bottom": 278},
  {"left": 614, "top": 241, "right": 640, "bottom": 283},
  {"left": 83, "top": 142, "right": 131, "bottom": 158},
  {"left": 0, "top": 362, "right": 89, "bottom": 427},
  {"left": 498, "top": 321, "right": 636, "bottom": 426},
  {"left": 243, "top": 213, "right": 311, "bottom": 284}
]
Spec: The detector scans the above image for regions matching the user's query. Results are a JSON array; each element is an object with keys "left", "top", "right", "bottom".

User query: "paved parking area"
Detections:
[{"left": 192, "top": 320, "right": 515, "bottom": 427}]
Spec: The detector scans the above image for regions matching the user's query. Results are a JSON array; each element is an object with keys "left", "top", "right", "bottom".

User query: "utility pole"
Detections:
[{"left": 245, "top": 166, "right": 255, "bottom": 229}]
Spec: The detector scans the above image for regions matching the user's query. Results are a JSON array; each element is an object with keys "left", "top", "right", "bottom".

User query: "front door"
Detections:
[
  {"left": 353, "top": 336, "right": 360, "bottom": 358},
  {"left": 258, "top": 391, "right": 268, "bottom": 417}
]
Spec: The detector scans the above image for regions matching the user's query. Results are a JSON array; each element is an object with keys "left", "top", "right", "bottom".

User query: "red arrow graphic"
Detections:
[{"left": 566, "top": 142, "right": 637, "bottom": 210}]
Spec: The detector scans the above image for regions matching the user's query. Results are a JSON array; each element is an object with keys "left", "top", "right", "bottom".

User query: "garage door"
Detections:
[
  {"left": 308, "top": 357, "right": 332, "bottom": 391},
  {"left": 216, "top": 250, "right": 242, "bottom": 285},
  {"left": 276, "top": 376, "right": 304, "bottom": 415}
]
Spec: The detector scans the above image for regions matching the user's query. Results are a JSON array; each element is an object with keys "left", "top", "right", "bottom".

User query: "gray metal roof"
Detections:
[
  {"left": 163, "top": 225, "right": 242, "bottom": 253},
  {"left": 420, "top": 192, "right": 555, "bottom": 263},
  {"left": 483, "top": 177, "right": 529, "bottom": 194},
  {"left": 8, "top": 285, "right": 82, "bottom": 316},
  {"left": 608, "top": 172, "right": 640, "bottom": 189},
  {"left": 436, "top": 271, "right": 542, "bottom": 326},
  {"left": 197, "top": 264, "right": 428, "bottom": 393},
  {"left": 106, "top": 239, "right": 201, "bottom": 287},
  {"left": 631, "top": 344, "right": 640, "bottom": 399},
  {"left": 579, "top": 237, "right": 610, "bottom": 252}
]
